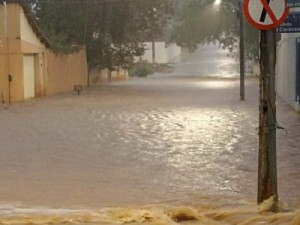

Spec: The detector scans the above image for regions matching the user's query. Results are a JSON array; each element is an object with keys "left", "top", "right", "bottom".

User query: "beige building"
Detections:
[{"left": 0, "top": 2, "right": 88, "bottom": 103}]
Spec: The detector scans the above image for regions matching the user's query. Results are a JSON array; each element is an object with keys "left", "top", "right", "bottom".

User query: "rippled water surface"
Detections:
[{"left": 0, "top": 45, "right": 299, "bottom": 224}]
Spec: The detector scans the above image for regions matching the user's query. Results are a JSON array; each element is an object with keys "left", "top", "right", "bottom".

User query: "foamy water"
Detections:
[{"left": 1, "top": 199, "right": 300, "bottom": 225}]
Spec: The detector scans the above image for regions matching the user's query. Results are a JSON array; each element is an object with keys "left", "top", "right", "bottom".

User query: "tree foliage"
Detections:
[
  {"left": 28, "top": 0, "right": 172, "bottom": 70},
  {"left": 172, "top": 0, "right": 259, "bottom": 59}
]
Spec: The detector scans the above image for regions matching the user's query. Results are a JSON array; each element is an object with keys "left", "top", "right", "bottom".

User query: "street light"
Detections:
[
  {"left": 214, "top": 0, "right": 221, "bottom": 6},
  {"left": 214, "top": 0, "right": 221, "bottom": 11}
]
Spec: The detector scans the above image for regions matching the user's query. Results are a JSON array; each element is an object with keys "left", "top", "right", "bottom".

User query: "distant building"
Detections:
[{"left": 136, "top": 33, "right": 181, "bottom": 64}]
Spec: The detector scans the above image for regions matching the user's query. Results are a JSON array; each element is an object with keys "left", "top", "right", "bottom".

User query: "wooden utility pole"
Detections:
[
  {"left": 152, "top": 40, "right": 156, "bottom": 64},
  {"left": 257, "top": 29, "right": 278, "bottom": 212},
  {"left": 243, "top": 0, "right": 289, "bottom": 212}
]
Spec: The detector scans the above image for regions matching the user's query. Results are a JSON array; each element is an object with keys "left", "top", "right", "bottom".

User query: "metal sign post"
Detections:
[
  {"left": 244, "top": 0, "right": 289, "bottom": 211},
  {"left": 239, "top": 0, "right": 245, "bottom": 101}
]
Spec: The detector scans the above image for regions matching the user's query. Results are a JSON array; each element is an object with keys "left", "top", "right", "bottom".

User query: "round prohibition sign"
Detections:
[{"left": 244, "top": 0, "right": 289, "bottom": 30}]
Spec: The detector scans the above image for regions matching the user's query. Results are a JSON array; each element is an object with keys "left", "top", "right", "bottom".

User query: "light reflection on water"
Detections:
[
  {"left": 144, "top": 108, "right": 240, "bottom": 169},
  {"left": 192, "top": 80, "right": 238, "bottom": 89},
  {"left": 127, "top": 106, "right": 251, "bottom": 197}
]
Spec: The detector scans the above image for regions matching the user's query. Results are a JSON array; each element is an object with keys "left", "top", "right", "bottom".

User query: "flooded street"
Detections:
[
  {"left": 172, "top": 44, "right": 239, "bottom": 78},
  {"left": 0, "top": 45, "right": 300, "bottom": 224}
]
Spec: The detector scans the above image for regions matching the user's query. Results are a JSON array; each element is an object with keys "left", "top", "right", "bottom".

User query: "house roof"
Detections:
[{"left": 0, "top": 0, "right": 51, "bottom": 48}]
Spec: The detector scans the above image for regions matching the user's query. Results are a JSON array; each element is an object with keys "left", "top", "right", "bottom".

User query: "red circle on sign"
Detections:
[{"left": 244, "top": 0, "right": 289, "bottom": 30}]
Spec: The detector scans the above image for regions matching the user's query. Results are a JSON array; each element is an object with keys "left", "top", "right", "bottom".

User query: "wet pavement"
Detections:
[{"left": 172, "top": 44, "right": 239, "bottom": 78}]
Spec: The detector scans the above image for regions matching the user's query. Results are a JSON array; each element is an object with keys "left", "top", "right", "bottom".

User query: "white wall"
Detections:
[
  {"left": 136, "top": 42, "right": 181, "bottom": 64},
  {"left": 166, "top": 43, "right": 181, "bottom": 63},
  {"left": 276, "top": 7, "right": 300, "bottom": 112},
  {"left": 277, "top": 33, "right": 298, "bottom": 109},
  {"left": 142, "top": 42, "right": 167, "bottom": 64}
]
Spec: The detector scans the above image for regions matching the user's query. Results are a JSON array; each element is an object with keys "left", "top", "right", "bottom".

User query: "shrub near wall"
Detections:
[{"left": 129, "top": 61, "right": 174, "bottom": 77}]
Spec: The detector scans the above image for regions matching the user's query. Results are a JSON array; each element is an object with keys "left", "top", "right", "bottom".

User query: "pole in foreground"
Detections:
[
  {"left": 243, "top": 0, "right": 289, "bottom": 211},
  {"left": 258, "top": 29, "right": 278, "bottom": 211},
  {"left": 239, "top": 0, "right": 245, "bottom": 101}
]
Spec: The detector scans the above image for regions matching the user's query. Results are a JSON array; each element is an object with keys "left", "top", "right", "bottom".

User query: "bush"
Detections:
[
  {"left": 129, "top": 61, "right": 174, "bottom": 77},
  {"left": 134, "top": 66, "right": 154, "bottom": 77},
  {"left": 129, "top": 62, "right": 154, "bottom": 77}
]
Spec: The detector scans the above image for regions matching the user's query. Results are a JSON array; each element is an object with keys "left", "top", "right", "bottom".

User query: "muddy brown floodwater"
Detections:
[
  {"left": 0, "top": 45, "right": 300, "bottom": 224},
  {"left": 0, "top": 76, "right": 300, "bottom": 225}
]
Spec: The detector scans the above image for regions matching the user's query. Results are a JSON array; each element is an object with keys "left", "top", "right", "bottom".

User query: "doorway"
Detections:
[{"left": 23, "top": 55, "right": 35, "bottom": 99}]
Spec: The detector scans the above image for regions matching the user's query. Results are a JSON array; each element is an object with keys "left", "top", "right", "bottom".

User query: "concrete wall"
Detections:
[
  {"left": 0, "top": 5, "right": 11, "bottom": 102},
  {"left": 276, "top": 33, "right": 299, "bottom": 111},
  {"left": 137, "top": 42, "right": 181, "bottom": 64},
  {"left": 166, "top": 43, "right": 182, "bottom": 63},
  {"left": 0, "top": 4, "right": 25, "bottom": 103},
  {"left": 0, "top": 39, "right": 24, "bottom": 103},
  {"left": 181, "top": 47, "right": 193, "bottom": 62},
  {"left": 0, "top": 4, "right": 21, "bottom": 38},
  {"left": 0, "top": 39, "right": 10, "bottom": 103},
  {"left": 46, "top": 49, "right": 88, "bottom": 95}
]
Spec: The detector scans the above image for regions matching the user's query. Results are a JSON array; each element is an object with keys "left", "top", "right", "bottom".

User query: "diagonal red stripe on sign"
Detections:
[
  {"left": 260, "top": 0, "right": 279, "bottom": 23},
  {"left": 244, "top": 0, "right": 289, "bottom": 30}
]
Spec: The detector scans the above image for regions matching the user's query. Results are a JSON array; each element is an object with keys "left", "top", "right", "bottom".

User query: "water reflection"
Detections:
[{"left": 117, "top": 103, "right": 257, "bottom": 199}]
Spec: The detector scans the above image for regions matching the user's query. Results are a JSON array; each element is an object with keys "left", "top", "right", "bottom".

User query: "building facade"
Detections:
[
  {"left": 0, "top": 2, "right": 88, "bottom": 103},
  {"left": 138, "top": 41, "right": 182, "bottom": 64}
]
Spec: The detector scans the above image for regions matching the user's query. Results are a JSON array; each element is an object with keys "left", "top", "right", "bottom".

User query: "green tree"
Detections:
[
  {"left": 133, "top": 0, "right": 172, "bottom": 63},
  {"left": 28, "top": 0, "right": 172, "bottom": 73},
  {"left": 172, "top": 0, "right": 259, "bottom": 59}
]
